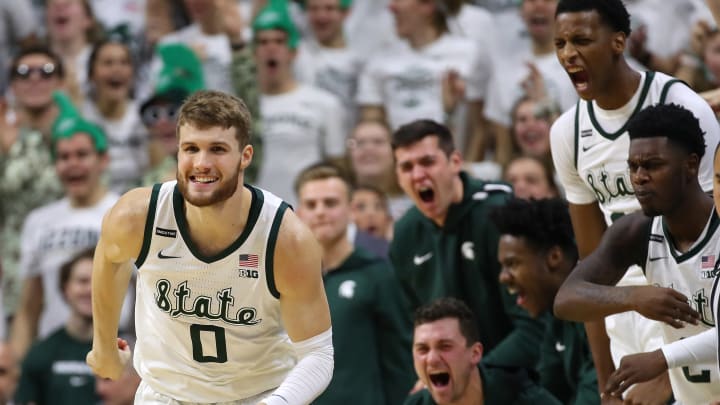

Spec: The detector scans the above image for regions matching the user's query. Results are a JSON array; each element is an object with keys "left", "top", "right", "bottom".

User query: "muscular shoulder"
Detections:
[
  {"left": 550, "top": 106, "right": 577, "bottom": 146},
  {"left": 101, "top": 187, "right": 153, "bottom": 261},
  {"left": 274, "top": 209, "right": 322, "bottom": 286}
]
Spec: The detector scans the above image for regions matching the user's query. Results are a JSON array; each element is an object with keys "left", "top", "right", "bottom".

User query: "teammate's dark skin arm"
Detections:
[{"left": 555, "top": 211, "right": 699, "bottom": 326}]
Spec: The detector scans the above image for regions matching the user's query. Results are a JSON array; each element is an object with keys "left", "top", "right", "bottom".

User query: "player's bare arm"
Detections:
[
  {"left": 258, "top": 209, "right": 333, "bottom": 405},
  {"left": 274, "top": 209, "right": 331, "bottom": 341},
  {"left": 555, "top": 213, "right": 699, "bottom": 326},
  {"left": 87, "top": 187, "right": 152, "bottom": 379}
]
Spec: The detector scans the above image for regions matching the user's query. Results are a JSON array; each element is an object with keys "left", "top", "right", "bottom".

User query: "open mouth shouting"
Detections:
[
  {"left": 567, "top": 66, "right": 589, "bottom": 93},
  {"left": 418, "top": 185, "right": 435, "bottom": 204},
  {"left": 428, "top": 371, "right": 451, "bottom": 390}
]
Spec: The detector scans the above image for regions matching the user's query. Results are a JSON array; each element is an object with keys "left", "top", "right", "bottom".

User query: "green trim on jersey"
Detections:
[
  {"left": 663, "top": 210, "right": 720, "bottom": 263},
  {"left": 659, "top": 79, "right": 684, "bottom": 104},
  {"left": 172, "top": 183, "right": 263, "bottom": 263},
  {"left": 265, "top": 201, "right": 289, "bottom": 299},
  {"left": 135, "top": 183, "right": 162, "bottom": 268},
  {"left": 587, "top": 71, "right": 655, "bottom": 141},
  {"left": 573, "top": 102, "right": 581, "bottom": 168}
]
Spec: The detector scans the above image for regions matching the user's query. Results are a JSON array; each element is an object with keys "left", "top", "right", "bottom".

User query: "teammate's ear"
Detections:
[
  {"left": 686, "top": 153, "right": 700, "bottom": 179},
  {"left": 545, "top": 245, "right": 563, "bottom": 271},
  {"left": 241, "top": 144, "right": 254, "bottom": 170},
  {"left": 611, "top": 32, "right": 626, "bottom": 56}
]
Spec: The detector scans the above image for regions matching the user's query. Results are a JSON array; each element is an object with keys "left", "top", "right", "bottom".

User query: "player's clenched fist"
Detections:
[{"left": 87, "top": 337, "right": 132, "bottom": 380}]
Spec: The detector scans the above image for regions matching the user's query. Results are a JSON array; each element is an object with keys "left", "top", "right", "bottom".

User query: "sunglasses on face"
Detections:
[
  {"left": 12, "top": 63, "right": 57, "bottom": 80},
  {"left": 141, "top": 104, "right": 180, "bottom": 126}
]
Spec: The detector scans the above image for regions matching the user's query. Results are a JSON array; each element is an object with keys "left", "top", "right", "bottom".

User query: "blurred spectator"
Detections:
[
  {"left": 357, "top": 0, "right": 492, "bottom": 158},
  {"left": 509, "top": 96, "right": 558, "bottom": 162},
  {"left": 504, "top": 156, "right": 559, "bottom": 200},
  {"left": 404, "top": 297, "right": 559, "bottom": 405},
  {"left": 9, "top": 93, "right": 130, "bottom": 359},
  {"left": 0, "top": 343, "right": 19, "bottom": 405},
  {"left": 156, "top": 0, "right": 242, "bottom": 93},
  {"left": 295, "top": 163, "right": 415, "bottom": 405},
  {"left": 675, "top": 19, "right": 720, "bottom": 92},
  {"left": 82, "top": 40, "right": 149, "bottom": 193},
  {"left": 348, "top": 120, "right": 412, "bottom": 220},
  {"left": 350, "top": 185, "right": 394, "bottom": 241},
  {"left": 253, "top": 1, "right": 347, "bottom": 204},
  {"left": 14, "top": 248, "right": 99, "bottom": 405},
  {"left": 295, "top": 0, "right": 364, "bottom": 127},
  {"left": 90, "top": 0, "right": 146, "bottom": 40},
  {"left": 0, "top": 46, "right": 65, "bottom": 315},
  {"left": 46, "top": 0, "right": 104, "bottom": 95},
  {"left": 625, "top": 0, "right": 712, "bottom": 74},
  {"left": 343, "top": 0, "right": 398, "bottom": 57},
  {"left": 0, "top": 0, "right": 39, "bottom": 93},
  {"left": 478, "top": 0, "right": 575, "bottom": 167}
]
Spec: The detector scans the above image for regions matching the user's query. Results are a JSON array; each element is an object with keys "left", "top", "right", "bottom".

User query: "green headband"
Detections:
[
  {"left": 252, "top": 0, "right": 300, "bottom": 49},
  {"left": 51, "top": 91, "right": 107, "bottom": 159}
]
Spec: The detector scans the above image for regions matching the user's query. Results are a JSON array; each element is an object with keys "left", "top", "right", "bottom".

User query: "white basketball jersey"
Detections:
[
  {"left": 552, "top": 70, "right": 718, "bottom": 225},
  {"left": 645, "top": 211, "right": 720, "bottom": 404},
  {"left": 133, "top": 181, "right": 295, "bottom": 402}
]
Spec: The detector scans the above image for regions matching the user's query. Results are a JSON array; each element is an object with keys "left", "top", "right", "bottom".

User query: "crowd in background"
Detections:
[{"left": 1, "top": 0, "right": 720, "bottom": 404}]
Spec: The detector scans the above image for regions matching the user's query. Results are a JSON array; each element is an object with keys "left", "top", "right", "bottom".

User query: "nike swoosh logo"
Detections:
[
  {"left": 158, "top": 250, "right": 181, "bottom": 259},
  {"left": 413, "top": 252, "right": 433, "bottom": 266},
  {"left": 582, "top": 144, "right": 597, "bottom": 152},
  {"left": 648, "top": 256, "right": 667, "bottom": 262},
  {"left": 555, "top": 342, "right": 566, "bottom": 352}
]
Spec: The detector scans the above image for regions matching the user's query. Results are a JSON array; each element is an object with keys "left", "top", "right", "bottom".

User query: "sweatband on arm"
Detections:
[
  {"left": 661, "top": 328, "right": 717, "bottom": 369},
  {"left": 261, "top": 327, "right": 334, "bottom": 405}
]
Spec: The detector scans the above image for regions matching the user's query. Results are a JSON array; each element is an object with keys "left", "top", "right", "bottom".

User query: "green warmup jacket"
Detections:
[
  {"left": 15, "top": 327, "right": 98, "bottom": 405},
  {"left": 313, "top": 248, "right": 416, "bottom": 405},
  {"left": 390, "top": 172, "right": 544, "bottom": 368},
  {"left": 537, "top": 314, "right": 599, "bottom": 405},
  {"left": 403, "top": 363, "right": 561, "bottom": 405}
]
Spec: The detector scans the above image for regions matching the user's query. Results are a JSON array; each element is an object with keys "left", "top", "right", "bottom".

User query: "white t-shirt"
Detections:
[
  {"left": 82, "top": 100, "right": 149, "bottom": 193},
  {"left": 294, "top": 40, "right": 364, "bottom": 126},
  {"left": 258, "top": 84, "right": 347, "bottom": 205},
  {"left": 19, "top": 193, "right": 134, "bottom": 338},
  {"left": 485, "top": 51, "right": 577, "bottom": 127},
  {"left": 357, "top": 34, "right": 491, "bottom": 130}
]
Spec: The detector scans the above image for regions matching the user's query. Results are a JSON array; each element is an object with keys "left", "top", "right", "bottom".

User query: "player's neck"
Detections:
[
  {"left": 321, "top": 236, "right": 353, "bottom": 273},
  {"left": 663, "top": 190, "right": 714, "bottom": 253},
  {"left": 594, "top": 62, "right": 641, "bottom": 110},
  {"left": 183, "top": 185, "right": 252, "bottom": 256}
]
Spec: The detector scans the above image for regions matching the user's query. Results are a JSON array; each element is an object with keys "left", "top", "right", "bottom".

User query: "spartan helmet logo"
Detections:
[{"left": 339, "top": 280, "right": 356, "bottom": 299}]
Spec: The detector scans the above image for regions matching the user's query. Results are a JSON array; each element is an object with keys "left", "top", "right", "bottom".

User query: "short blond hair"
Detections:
[{"left": 176, "top": 90, "right": 253, "bottom": 147}]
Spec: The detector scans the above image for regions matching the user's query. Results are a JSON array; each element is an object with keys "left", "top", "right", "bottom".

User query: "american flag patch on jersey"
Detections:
[
  {"left": 239, "top": 254, "right": 259, "bottom": 268},
  {"left": 701, "top": 255, "right": 715, "bottom": 269}
]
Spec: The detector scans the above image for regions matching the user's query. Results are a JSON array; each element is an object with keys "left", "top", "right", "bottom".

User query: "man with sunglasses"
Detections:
[{"left": 0, "top": 46, "right": 66, "bottom": 346}]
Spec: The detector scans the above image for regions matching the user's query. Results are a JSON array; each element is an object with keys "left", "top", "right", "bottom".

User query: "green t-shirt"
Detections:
[
  {"left": 403, "top": 363, "right": 561, "bottom": 405},
  {"left": 15, "top": 327, "right": 98, "bottom": 405}
]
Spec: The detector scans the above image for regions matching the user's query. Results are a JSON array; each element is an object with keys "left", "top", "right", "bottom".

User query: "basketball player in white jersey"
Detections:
[
  {"left": 554, "top": 103, "right": 720, "bottom": 404},
  {"left": 602, "top": 140, "right": 720, "bottom": 401},
  {"left": 550, "top": 0, "right": 720, "bottom": 399},
  {"left": 86, "top": 90, "right": 334, "bottom": 405}
]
